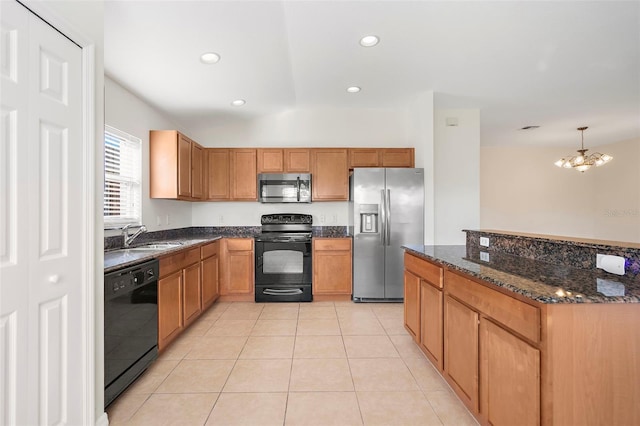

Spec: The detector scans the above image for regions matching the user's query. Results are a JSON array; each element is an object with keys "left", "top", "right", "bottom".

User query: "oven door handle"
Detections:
[
  {"left": 297, "top": 177, "right": 301, "bottom": 202},
  {"left": 263, "top": 288, "right": 304, "bottom": 296}
]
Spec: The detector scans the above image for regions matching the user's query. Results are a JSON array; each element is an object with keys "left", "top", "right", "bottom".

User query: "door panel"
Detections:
[
  {"left": 384, "top": 168, "right": 424, "bottom": 299},
  {"left": 0, "top": 2, "right": 84, "bottom": 424},
  {"left": 352, "top": 168, "right": 385, "bottom": 299}
]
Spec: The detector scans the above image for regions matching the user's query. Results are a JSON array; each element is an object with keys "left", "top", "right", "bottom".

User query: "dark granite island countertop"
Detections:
[{"left": 403, "top": 245, "right": 640, "bottom": 304}]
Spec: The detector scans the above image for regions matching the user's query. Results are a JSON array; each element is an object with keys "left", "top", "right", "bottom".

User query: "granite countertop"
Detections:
[
  {"left": 104, "top": 237, "right": 222, "bottom": 273},
  {"left": 403, "top": 245, "right": 640, "bottom": 304}
]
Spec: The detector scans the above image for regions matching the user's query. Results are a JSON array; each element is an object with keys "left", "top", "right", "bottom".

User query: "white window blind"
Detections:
[{"left": 104, "top": 125, "right": 142, "bottom": 227}]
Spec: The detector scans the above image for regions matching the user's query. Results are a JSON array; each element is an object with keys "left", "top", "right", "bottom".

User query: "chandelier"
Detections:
[{"left": 554, "top": 127, "right": 612, "bottom": 172}]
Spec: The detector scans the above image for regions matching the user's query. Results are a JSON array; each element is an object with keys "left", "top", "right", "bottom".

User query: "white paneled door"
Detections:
[{"left": 1, "top": 1, "right": 85, "bottom": 425}]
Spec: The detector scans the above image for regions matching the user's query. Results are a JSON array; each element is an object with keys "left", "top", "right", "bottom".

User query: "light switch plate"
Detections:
[
  {"left": 596, "top": 254, "right": 625, "bottom": 275},
  {"left": 480, "top": 237, "right": 490, "bottom": 247},
  {"left": 480, "top": 251, "right": 490, "bottom": 262}
]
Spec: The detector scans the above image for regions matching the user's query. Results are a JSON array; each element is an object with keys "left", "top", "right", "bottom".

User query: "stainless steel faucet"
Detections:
[{"left": 122, "top": 224, "right": 147, "bottom": 248}]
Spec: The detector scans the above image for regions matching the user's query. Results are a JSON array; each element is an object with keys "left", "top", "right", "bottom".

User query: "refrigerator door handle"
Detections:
[
  {"left": 380, "top": 189, "right": 386, "bottom": 245},
  {"left": 386, "top": 189, "right": 391, "bottom": 246}
]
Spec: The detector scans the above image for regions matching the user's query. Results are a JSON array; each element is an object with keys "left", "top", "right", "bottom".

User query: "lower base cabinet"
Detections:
[
  {"left": 219, "top": 238, "right": 254, "bottom": 300},
  {"left": 312, "top": 238, "right": 352, "bottom": 297},
  {"left": 444, "top": 295, "right": 479, "bottom": 412},
  {"left": 158, "top": 270, "right": 183, "bottom": 350},
  {"left": 403, "top": 270, "right": 420, "bottom": 339},
  {"left": 480, "top": 319, "right": 540, "bottom": 426},
  {"left": 419, "top": 281, "right": 443, "bottom": 369},
  {"left": 158, "top": 241, "right": 221, "bottom": 351}
]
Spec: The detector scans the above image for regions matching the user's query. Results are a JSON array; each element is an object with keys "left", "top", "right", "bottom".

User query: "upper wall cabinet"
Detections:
[
  {"left": 150, "top": 130, "right": 204, "bottom": 200},
  {"left": 207, "top": 148, "right": 257, "bottom": 201},
  {"left": 207, "top": 148, "right": 230, "bottom": 200},
  {"left": 257, "top": 148, "right": 311, "bottom": 173},
  {"left": 311, "top": 148, "right": 349, "bottom": 201},
  {"left": 348, "top": 148, "right": 415, "bottom": 168},
  {"left": 230, "top": 149, "right": 257, "bottom": 200}
]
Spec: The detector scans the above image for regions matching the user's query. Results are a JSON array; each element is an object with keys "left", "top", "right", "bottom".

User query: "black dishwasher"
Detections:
[{"left": 104, "top": 259, "right": 159, "bottom": 407}]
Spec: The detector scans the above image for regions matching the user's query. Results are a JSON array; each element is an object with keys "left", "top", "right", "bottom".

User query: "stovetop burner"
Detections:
[{"left": 258, "top": 213, "right": 313, "bottom": 242}]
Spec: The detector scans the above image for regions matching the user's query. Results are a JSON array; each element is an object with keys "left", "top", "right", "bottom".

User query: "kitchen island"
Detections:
[{"left": 403, "top": 244, "right": 639, "bottom": 426}]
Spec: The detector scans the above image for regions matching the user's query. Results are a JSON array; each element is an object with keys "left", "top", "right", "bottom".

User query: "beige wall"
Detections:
[{"left": 481, "top": 138, "right": 640, "bottom": 243}]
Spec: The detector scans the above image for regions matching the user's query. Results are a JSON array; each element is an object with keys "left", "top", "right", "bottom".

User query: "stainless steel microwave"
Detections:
[{"left": 258, "top": 173, "right": 312, "bottom": 203}]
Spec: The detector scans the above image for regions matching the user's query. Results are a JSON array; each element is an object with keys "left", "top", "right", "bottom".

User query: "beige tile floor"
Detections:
[{"left": 107, "top": 301, "right": 478, "bottom": 426}]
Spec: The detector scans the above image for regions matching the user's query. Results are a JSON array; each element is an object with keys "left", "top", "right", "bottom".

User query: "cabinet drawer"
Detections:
[
  {"left": 201, "top": 240, "right": 219, "bottom": 259},
  {"left": 159, "top": 247, "right": 200, "bottom": 277},
  {"left": 404, "top": 253, "right": 443, "bottom": 288},
  {"left": 314, "top": 238, "right": 351, "bottom": 251},
  {"left": 226, "top": 238, "right": 253, "bottom": 251},
  {"left": 446, "top": 271, "right": 540, "bottom": 343}
]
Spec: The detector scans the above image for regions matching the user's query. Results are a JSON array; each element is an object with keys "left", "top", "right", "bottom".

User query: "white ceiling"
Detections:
[{"left": 105, "top": 1, "right": 640, "bottom": 147}]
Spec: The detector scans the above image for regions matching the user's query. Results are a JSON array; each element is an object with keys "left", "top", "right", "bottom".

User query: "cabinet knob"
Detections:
[{"left": 48, "top": 275, "right": 60, "bottom": 284}]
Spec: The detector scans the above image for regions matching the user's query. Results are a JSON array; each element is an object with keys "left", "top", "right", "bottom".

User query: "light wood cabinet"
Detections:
[
  {"left": 312, "top": 238, "right": 352, "bottom": 296},
  {"left": 150, "top": 130, "right": 204, "bottom": 200},
  {"left": 220, "top": 238, "right": 254, "bottom": 300},
  {"left": 348, "top": 148, "right": 415, "bottom": 168},
  {"left": 230, "top": 149, "right": 257, "bottom": 200},
  {"left": 404, "top": 252, "right": 640, "bottom": 426},
  {"left": 420, "top": 280, "right": 443, "bottom": 368},
  {"left": 207, "top": 149, "right": 230, "bottom": 200},
  {"left": 444, "top": 295, "right": 479, "bottom": 412},
  {"left": 480, "top": 319, "right": 540, "bottom": 426},
  {"left": 257, "top": 148, "right": 284, "bottom": 173},
  {"left": 380, "top": 148, "right": 414, "bottom": 167},
  {"left": 182, "top": 262, "right": 201, "bottom": 327},
  {"left": 201, "top": 241, "right": 220, "bottom": 309},
  {"left": 157, "top": 246, "right": 201, "bottom": 350},
  {"left": 404, "top": 253, "right": 444, "bottom": 369},
  {"left": 403, "top": 270, "right": 421, "bottom": 339},
  {"left": 257, "top": 148, "right": 311, "bottom": 173},
  {"left": 158, "top": 270, "right": 183, "bottom": 351},
  {"left": 311, "top": 149, "right": 349, "bottom": 201},
  {"left": 284, "top": 148, "right": 311, "bottom": 172}
]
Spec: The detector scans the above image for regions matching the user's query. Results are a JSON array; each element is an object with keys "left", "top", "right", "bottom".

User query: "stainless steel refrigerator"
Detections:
[{"left": 350, "top": 168, "right": 424, "bottom": 301}]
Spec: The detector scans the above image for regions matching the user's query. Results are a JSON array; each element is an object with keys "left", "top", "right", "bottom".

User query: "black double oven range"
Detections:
[{"left": 255, "top": 214, "right": 313, "bottom": 302}]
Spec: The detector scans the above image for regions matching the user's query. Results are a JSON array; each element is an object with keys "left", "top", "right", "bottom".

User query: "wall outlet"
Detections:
[
  {"left": 219, "top": 215, "right": 224, "bottom": 224},
  {"left": 319, "top": 214, "right": 326, "bottom": 223},
  {"left": 332, "top": 214, "right": 337, "bottom": 224},
  {"left": 480, "top": 237, "right": 490, "bottom": 247},
  {"left": 480, "top": 251, "right": 490, "bottom": 262},
  {"left": 596, "top": 254, "right": 625, "bottom": 275},
  {"left": 165, "top": 214, "right": 170, "bottom": 225},
  {"left": 156, "top": 216, "right": 162, "bottom": 226}
]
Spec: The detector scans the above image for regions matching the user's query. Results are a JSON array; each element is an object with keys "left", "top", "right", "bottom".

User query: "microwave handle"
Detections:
[{"left": 297, "top": 177, "right": 300, "bottom": 201}]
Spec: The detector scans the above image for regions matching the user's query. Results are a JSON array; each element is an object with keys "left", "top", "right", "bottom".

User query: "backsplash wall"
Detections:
[{"left": 465, "top": 230, "right": 640, "bottom": 280}]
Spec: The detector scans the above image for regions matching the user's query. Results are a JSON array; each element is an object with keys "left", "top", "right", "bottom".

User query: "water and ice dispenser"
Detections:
[{"left": 359, "top": 204, "right": 379, "bottom": 233}]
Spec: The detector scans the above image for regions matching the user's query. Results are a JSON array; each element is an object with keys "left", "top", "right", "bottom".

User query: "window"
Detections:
[{"left": 104, "top": 125, "right": 142, "bottom": 227}]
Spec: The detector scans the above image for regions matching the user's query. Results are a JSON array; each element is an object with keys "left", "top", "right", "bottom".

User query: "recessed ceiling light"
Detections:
[
  {"left": 360, "top": 35, "right": 379, "bottom": 47},
  {"left": 231, "top": 99, "right": 246, "bottom": 107},
  {"left": 346, "top": 86, "right": 361, "bottom": 93},
  {"left": 200, "top": 52, "right": 220, "bottom": 64}
]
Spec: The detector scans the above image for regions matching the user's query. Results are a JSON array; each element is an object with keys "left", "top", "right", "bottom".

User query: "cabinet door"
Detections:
[
  {"left": 158, "top": 270, "right": 183, "bottom": 350},
  {"left": 444, "top": 295, "right": 479, "bottom": 412},
  {"left": 191, "top": 142, "right": 204, "bottom": 199},
  {"left": 201, "top": 254, "right": 219, "bottom": 309},
  {"left": 257, "top": 148, "right": 284, "bottom": 173},
  {"left": 311, "top": 149, "right": 349, "bottom": 200},
  {"left": 182, "top": 262, "right": 202, "bottom": 327},
  {"left": 480, "top": 320, "right": 540, "bottom": 426},
  {"left": 230, "top": 149, "right": 257, "bottom": 200},
  {"left": 208, "top": 149, "right": 230, "bottom": 200},
  {"left": 380, "top": 148, "right": 414, "bottom": 167},
  {"left": 284, "top": 148, "right": 311, "bottom": 172},
  {"left": 403, "top": 270, "right": 421, "bottom": 340},
  {"left": 221, "top": 239, "right": 254, "bottom": 295},
  {"left": 420, "top": 281, "right": 443, "bottom": 369},
  {"left": 178, "top": 134, "right": 192, "bottom": 197},
  {"left": 313, "top": 239, "right": 352, "bottom": 295},
  {"left": 349, "top": 148, "right": 380, "bottom": 168}
]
